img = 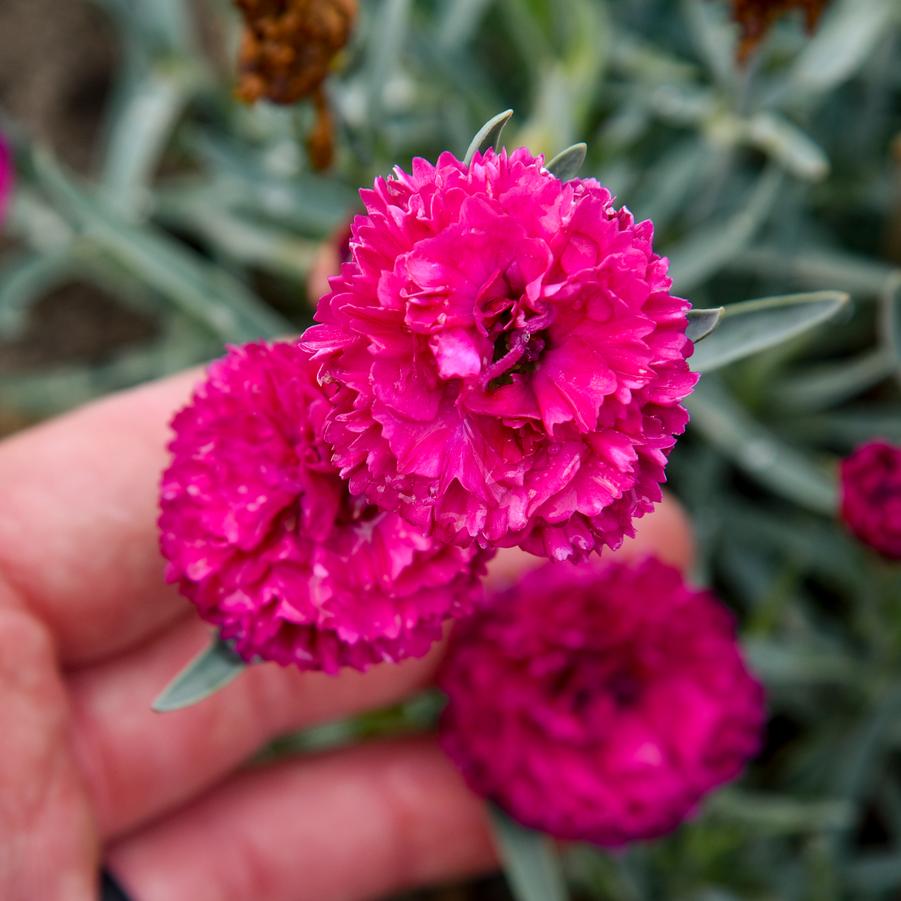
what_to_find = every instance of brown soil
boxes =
[0,281,154,373]
[0,0,117,173]
[0,0,153,432]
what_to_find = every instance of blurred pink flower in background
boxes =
[0,133,12,223]
[841,440,901,560]
[159,341,488,674]
[303,148,697,563]
[438,558,765,846]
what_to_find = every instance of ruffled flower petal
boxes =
[304,147,697,560]
[159,342,488,673]
[840,440,901,560]
[438,558,766,846]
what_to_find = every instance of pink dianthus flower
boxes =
[303,147,697,562]
[840,440,901,560]
[438,558,765,846]
[0,134,12,223]
[159,341,488,673]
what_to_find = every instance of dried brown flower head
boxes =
[234,0,357,168]
[730,0,828,61]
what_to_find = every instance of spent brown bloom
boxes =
[729,0,828,61]
[234,0,357,168]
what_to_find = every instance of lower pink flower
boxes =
[159,341,488,673]
[841,440,901,560]
[438,558,765,846]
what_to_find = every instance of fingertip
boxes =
[107,738,496,901]
[0,368,203,667]
[71,618,448,841]
[616,493,695,572]
[485,547,543,588]
[485,493,695,588]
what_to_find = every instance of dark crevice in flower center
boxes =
[356,503,382,523]
[551,658,644,713]
[335,493,382,528]
[484,307,551,392]
[608,668,642,708]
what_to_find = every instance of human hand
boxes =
[0,371,693,901]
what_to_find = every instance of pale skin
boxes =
[0,371,694,901]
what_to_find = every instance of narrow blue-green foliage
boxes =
[690,291,850,372]
[686,306,725,343]
[153,636,246,712]
[490,809,569,901]
[464,109,514,164]
[545,142,587,180]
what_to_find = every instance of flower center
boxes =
[608,668,642,707]
[487,327,548,390]
[553,654,642,716]
[335,490,382,529]
[480,289,553,392]
[551,658,644,714]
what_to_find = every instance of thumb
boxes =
[486,492,695,588]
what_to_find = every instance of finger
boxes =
[69,495,693,841]
[0,592,98,901]
[0,370,200,666]
[487,491,695,587]
[108,738,495,901]
[69,617,442,840]
[67,492,691,839]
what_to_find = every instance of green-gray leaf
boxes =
[688,379,838,514]
[12,136,288,342]
[708,788,854,833]
[545,142,587,180]
[686,306,724,343]
[153,636,246,712]
[778,349,893,412]
[464,109,513,165]
[490,808,569,901]
[690,290,850,373]
[777,0,895,103]
[0,248,81,335]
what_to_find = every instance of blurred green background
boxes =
[1,0,901,897]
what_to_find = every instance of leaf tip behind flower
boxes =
[489,807,569,901]
[464,109,514,165]
[545,142,588,181]
[690,289,850,373]
[686,306,726,343]
[152,635,246,713]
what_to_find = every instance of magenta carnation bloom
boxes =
[841,440,901,560]
[159,341,488,673]
[438,558,765,846]
[303,148,697,561]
